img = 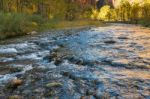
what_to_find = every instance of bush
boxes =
[0,12,42,39]
[28,14,45,24]
[0,12,26,33]
[91,5,111,21]
[138,19,150,27]
[65,3,78,21]
[91,9,99,20]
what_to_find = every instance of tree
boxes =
[97,5,110,21]
[131,2,140,23]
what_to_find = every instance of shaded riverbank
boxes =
[0,18,103,40]
[0,23,150,99]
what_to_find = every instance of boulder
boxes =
[7,79,23,89]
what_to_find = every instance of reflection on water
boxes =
[138,50,150,59]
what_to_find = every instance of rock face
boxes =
[96,0,115,8]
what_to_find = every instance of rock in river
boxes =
[104,40,116,44]
[8,95,22,99]
[6,79,23,89]
[46,82,63,88]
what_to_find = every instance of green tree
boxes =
[131,2,140,23]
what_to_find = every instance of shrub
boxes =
[28,14,45,24]
[91,5,111,21]
[91,9,99,20]
[0,12,42,39]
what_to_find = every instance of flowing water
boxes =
[0,24,150,99]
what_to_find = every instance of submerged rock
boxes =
[111,59,129,67]
[118,36,128,39]
[8,95,22,99]
[46,82,63,88]
[80,96,95,99]
[0,66,22,75]
[104,40,116,44]
[44,90,58,97]
[54,58,63,65]
[94,92,110,99]
[61,71,69,76]
[6,79,23,89]
[67,56,95,66]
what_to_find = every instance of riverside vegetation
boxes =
[91,0,150,26]
[0,0,100,39]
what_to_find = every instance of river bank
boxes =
[0,17,103,40]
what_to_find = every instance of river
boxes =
[0,24,150,99]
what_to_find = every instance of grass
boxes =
[39,19,103,31]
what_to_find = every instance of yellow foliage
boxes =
[31,22,38,27]
[32,4,38,13]
[48,14,54,19]
[91,6,111,21]
[11,6,17,12]
[97,5,110,20]
[91,9,98,20]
